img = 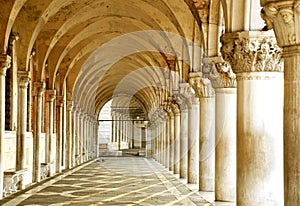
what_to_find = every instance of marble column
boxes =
[179,104,188,179]
[66,101,73,169]
[168,112,174,172]
[0,55,11,199]
[173,105,180,175]
[16,71,30,189]
[205,59,237,201]
[221,31,284,205]
[55,96,64,173]
[199,79,215,192]
[32,82,45,183]
[71,105,76,166]
[164,116,169,168]
[261,3,300,205]
[181,82,199,184]
[45,90,56,175]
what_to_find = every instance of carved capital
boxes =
[9,32,19,46]
[179,82,197,106]
[33,82,45,97]
[0,54,11,76]
[66,101,73,111]
[56,96,64,107]
[261,1,300,47]
[189,72,215,98]
[45,90,56,102]
[202,57,237,88]
[221,31,283,74]
[17,71,31,88]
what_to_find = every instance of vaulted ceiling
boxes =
[0,0,213,118]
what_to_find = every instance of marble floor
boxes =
[0,157,236,206]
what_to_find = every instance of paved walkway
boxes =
[1,157,235,206]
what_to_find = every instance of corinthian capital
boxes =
[261,0,300,47]
[202,57,237,88]
[189,73,215,98]
[17,71,31,88]
[221,31,283,73]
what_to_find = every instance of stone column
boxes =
[66,101,73,169]
[221,31,284,205]
[172,104,180,175]
[181,82,199,184]
[16,71,30,189]
[32,82,45,183]
[45,90,56,175]
[71,104,76,166]
[163,116,169,168]
[261,3,300,205]
[0,55,10,199]
[198,78,216,192]
[55,96,64,173]
[204,58,237,201]
[179,100,188,179]
[168,111,174,172]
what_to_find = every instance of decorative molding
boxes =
[202,57,237,88]
[261,1,300,47]
[221,32,283,74]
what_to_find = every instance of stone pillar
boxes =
[205,59,237,201]
[0,55,11,199]
[221,31,284,205]
[116,113,121,150]
[66,101,73,169]
[172,105,180,175]
[163,116,169,168]
[32,82,45,183]
[55,96,64,173]
[168,112,174,172]
[261,3,300,205]
[16,71,30,189]
[71,104,76,166]
[179,104,188,179]
[198,79,215,192]
[45,90,56,175]
[181,82,199,184]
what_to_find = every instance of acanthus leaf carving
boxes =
[202,58,237,88]
[221,32,283,74]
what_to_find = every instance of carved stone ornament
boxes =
[202,57,237,88]
[261,0,300,47]
[179,82,197,106]
[0,54,11,76]
[221,31,283,74]
[189,73,215,98]
[193,0,209,23]
[66,101,73,111]
[33,82,45,97]
[17,71,31,88]
[45,90,56,102]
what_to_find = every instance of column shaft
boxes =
[174,113,180,174]
[215,88,237,201]
[187,99,200,184]
[180,109,188,179]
